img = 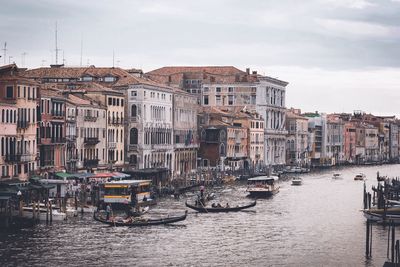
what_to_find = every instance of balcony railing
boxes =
[66,156,78,162]
[108,118,124,125]
[4,154,21,162]
[84,158,99,168]
[84,116,97,122]
[51,137,66,144]
[51,112,65,118]
[84,137,100,145]
[66,135,76,142]
[20,154,34,162]
[108,142,116,149]
[66,116,76,122]
[129,144,138,151]
[17,121,29,129]
[130,117,138,123]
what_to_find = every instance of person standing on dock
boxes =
[106,204,111,221]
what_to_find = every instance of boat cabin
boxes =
[247,176,278,186]
[103,180,152,204]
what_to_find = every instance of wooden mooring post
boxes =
[366,219,372,258]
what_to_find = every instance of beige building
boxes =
[285,109,309,167]
[233,109,264,170]
[66,94,107,171]
[79,83,125,171]
[173,89,198,179]
[0,64,38,180]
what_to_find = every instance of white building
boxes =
[256,76,288,167]
[114,77,174,172]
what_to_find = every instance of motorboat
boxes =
[332,173,343,179]
[354,173,366,181]
[246,176,280,197]
[291,177,303,186]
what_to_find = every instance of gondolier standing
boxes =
[106,204,111,220]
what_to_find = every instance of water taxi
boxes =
[354,173,366,181]
[103,180,153,207]
[291,177,303,186]
[246,176,280,197]
[332,173,343,179]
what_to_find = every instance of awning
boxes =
[73,173,94,179]
[55,172,77,179]
[111,172,130,179]
[90,173,114,178]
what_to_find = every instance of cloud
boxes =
[315,18,400,39]
[319,0,375,9]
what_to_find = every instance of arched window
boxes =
[1,109,4,123]
[6,110,9,123]
[131,104,137,117]
[130,128,138,145]
[220,143,226,156]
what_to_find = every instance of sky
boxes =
[1,0,400,116]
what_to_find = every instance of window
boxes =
[131,105,137,117]
[228,95,234,105]
[131,91,137,97]
[6,86,14,98]
[104,76,115,82]
[203,87,209,92]
[216,95,221,105]
[116,99,120,106]
[112,98,116,106]
[130,128,138,145]
[203,95,209,105]
[228,87,234,93]
[121,99,124,106]
[216,87,221,93]
[82,76,93,81]
[108,97,112,106]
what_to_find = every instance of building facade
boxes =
[285,110,309,167]
[0,64,38,180]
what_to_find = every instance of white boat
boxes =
[291,177,303,186]
[332,173,342,179]
[246,176,280,197]
[354,173,366,181]
[19,206,67,221]
[77,205,97,213]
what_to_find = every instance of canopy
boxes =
[55,172,77,179]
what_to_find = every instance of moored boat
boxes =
[246,176,280,197]
[18,206,67,221]
[363,210,400,224]
[185,201,256,213]
[93,211,188,227]
[291,177,303,186]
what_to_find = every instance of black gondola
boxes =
[93,211,188,227]
[185,201,256,213]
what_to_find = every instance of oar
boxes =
[198,198,209,213]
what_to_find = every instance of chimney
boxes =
[246,68,250,75]
[252,71,257,75]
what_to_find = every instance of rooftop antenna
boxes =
[21,52,27,67]
[62,50,66,65]
[80,34,83,66]
[112,50,115,68]
[55,21,61,65]
[2,42,7,64]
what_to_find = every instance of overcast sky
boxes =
[1,0,399,116]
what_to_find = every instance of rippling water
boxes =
[1,164,400,266]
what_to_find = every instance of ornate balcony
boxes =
[17,120,29,129]
[108,142,117,149]
[84,137,100,145]
[4,154,20,162]
[84,116,97,122]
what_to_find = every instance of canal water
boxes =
[1,165,400,266]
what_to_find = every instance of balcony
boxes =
[66,135,76,142]
[84,116,97,122]
[51,112,65,118]
[66,155,78,162]
[51,137,66,144]
[130,117,138,123]
[20,154,34,162]
[108,142,117,149]
[84,158,99,168]
[4,154,21,162]
[17,121,29,129]
[84,137,100,145]
[66,116,76,122]
[108,118,124,125]
[129,144,138,151]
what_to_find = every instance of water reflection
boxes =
[1,164,400,266]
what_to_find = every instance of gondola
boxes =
[93,211,188,227]
[185,201,256,213]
